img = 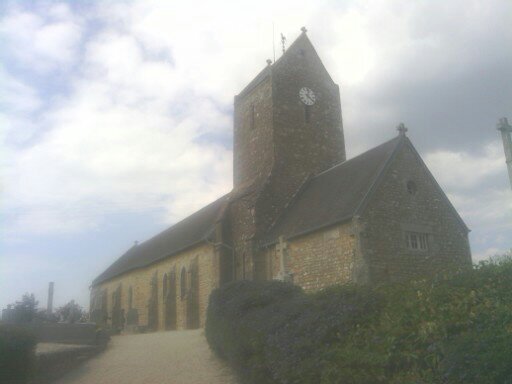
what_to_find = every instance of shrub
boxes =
[206,281,383,384]
[206,256,512,384]
[0,324,37,384]
[206,280,302,382]
[265,285,383,384]
[320,257,512,384]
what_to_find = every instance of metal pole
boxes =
[497,117,512,190]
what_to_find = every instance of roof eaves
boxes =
[259,214,354,248]
[92,237,213,286]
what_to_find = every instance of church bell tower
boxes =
[230,28,346,279]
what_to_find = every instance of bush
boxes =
[0,325,37,384]
[265,285,383,384]
[206,280,302,382]
[206,256,512,384]
[206,281,382,384]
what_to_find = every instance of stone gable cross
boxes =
[397,122,408,136]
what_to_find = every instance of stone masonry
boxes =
[91,244,216,331]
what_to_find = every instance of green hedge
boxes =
[0,324,37,384]
[206,257,512,384]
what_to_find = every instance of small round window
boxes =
[407,180,417,195]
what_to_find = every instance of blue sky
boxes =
[1,0,511,311]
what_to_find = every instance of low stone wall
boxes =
[28,322,99,345]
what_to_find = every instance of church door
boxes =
[164,268,177,330]
[186,260,200,329]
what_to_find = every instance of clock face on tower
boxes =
[299,87,316,105]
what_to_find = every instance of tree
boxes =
[10,293,38,323]
[55,300,88,323]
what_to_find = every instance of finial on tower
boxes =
[301,26,308,34]
[266,59,272,66]
[497,117,512,132]
[397,122,408,136]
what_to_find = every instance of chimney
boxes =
[47,282,54,315]
[497,117,512,190]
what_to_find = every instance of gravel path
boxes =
[55,329,238,384]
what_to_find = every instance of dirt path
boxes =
[55,329,238,384]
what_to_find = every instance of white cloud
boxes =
[424,144,512,262]
[0,3,82,72]
[3,10,233,236]
[1,0,511,256]
[425,142,505,190]
[0,67,42,113]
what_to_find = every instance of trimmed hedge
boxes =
[206,257,512,384]
[0,324,37,384]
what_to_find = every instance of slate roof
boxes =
[261,136,404,245]
[92,194,230,286]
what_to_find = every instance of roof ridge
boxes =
[352,136,405,217]
[314,136,402,179]
[260,135,404,246]
[136,193,229,247]
[92,192,230,286]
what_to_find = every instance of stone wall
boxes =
[360,140,472,284]
[257,34,346,235]
[233,77,274,188]
[91,243,217,331]
[263,222,356,292]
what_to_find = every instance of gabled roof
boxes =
[236,30,331,99]
[92,194,230,286]
[261,136,404,245]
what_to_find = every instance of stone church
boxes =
[90,29,471,332]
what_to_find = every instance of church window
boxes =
[405,231,429,251]
[180,267,187,299]
[242,253,246,280]
[304,105,311,123]
[406,180,417,195]
[128,287,133,309]
[163,274,168,299]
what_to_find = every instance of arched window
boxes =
[163,273,168,299]
[304,105,311,123]
[180,267,187,300]
[128,287,133,309]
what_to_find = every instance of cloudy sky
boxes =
[1,0,511,311]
